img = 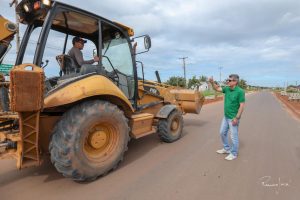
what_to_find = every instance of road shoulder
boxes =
[273,92,300,121]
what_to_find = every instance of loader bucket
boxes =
[170,89,205,114]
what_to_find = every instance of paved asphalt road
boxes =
[0,92,300,200]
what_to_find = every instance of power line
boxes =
[218,66,223,83]
[178,57,188,88]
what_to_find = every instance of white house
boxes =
[191,82,213,91]
[198,82,209,91]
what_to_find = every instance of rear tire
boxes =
[49,100,129,181]
[158,109,183,143]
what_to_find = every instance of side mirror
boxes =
[144,35,151,50]
[132,34,152,55]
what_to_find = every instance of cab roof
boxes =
[16,0,134,37]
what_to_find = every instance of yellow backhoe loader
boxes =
[0,0,204,181]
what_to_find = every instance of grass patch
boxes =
[201,90,222,97]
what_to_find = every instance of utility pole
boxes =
[218,66,223,84]
[178,57,188,88]
[9,0,20,55]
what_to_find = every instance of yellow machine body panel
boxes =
[114,21,134,37]
[137,80,205,115]
[0,15,16,41]
[44,75,134,112]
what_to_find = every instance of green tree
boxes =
[239,79,247,89]
[165,76,186,87]
[187,76,200,89]
[199,75,208,82]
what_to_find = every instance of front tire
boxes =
[49,100,129,181]
[158,109,183,143]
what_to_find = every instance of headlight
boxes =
[23,4,30,12]
[42,0,51,6]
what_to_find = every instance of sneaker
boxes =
[216,148,230,154]
[225,154,237,161]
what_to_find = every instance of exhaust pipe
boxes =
[155,70,161,83]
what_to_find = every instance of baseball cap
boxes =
[72,36,87,45]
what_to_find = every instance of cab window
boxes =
[102,22,135,99]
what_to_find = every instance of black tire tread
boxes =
[158,109,183,143]
[49,100,129,182]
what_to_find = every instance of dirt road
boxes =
[1,92,300,200]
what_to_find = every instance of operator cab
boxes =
[15,0,143,104]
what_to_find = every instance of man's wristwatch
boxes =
[236,116,241,120]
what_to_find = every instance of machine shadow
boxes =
[0,120,207,185]
[118,133,161,169]
[0,157,64,186]
[119,120,208,169]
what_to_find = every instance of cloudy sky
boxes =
[1,0,300,87]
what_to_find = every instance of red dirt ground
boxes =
[274,92,300,119]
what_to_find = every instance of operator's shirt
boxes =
[68,47,94,69]
[222,86,245,119]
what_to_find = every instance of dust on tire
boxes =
[158,109,183,143]
[49,100,129,181]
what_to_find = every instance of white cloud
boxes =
[1,0,300,86]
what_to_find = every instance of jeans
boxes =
[219,117,239,156]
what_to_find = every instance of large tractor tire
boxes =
[49,100,129,182]
[158,109,183,143]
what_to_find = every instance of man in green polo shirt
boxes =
[209,74,245,161]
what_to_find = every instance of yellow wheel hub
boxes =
[84,123,117,159]
[171,120,179,131]
[88,130,108,149]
